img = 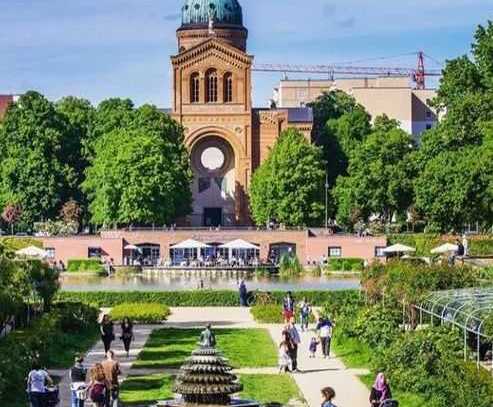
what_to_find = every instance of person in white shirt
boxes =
[27,360,53,407]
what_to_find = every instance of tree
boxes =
[0,91,75,227]
[333,121,415,227]
[24,260,60,310]
[1,203,22,235]
[414,22,493,231]
[83,105,192,226]
[249,128,326,226]
[415,145,493,232]
[56,97,95,212]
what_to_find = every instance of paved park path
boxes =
[51,307,368,407]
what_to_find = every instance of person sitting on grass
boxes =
[370,373,392,407]
[321,386,337,407]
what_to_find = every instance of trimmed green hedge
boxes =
[328,258,364,271]
[251,304,317,323]
[110,303,171,323]
[67,258,104,273]
[0,237,42,251]
[57,289,360,307]
[388,234,493,257]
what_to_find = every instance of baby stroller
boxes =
[381,400,399,407]
[45,385,60,407]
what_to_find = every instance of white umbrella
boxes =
[170,239,210,249]
[431,243,459,254]
[382,244,416,254]
[124,244,141,251]
[16,246,48,259]
[218,239,260,250]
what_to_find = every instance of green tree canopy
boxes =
[333,120,415,227]
[249,128,325,226]
[415,22,493,231]
[0,91,76,227]
[83,105,192,226]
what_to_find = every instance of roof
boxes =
[181,0,243,27]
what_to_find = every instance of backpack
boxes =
[90,383,106,403]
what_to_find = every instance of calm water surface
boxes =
[60,270,360,292]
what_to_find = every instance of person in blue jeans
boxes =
[70,355,87,407]
[299,298,311,331]
[27,360,53,407]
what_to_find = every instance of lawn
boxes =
[134,328,278,369]
[120,374,174,406]
[120,374,302,406]
[240,374,303,405]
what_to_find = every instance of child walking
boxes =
[309,337,318,358]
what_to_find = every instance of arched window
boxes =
[205,69,218,103]
[190,72,200,103]
[224,72,233,103]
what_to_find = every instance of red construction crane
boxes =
[252,51,442,90]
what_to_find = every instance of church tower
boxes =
[171,0,253,227]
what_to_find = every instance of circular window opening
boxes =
[201,147,225,171]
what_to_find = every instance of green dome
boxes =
[181,0,243,26]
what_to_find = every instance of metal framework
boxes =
[414,288,493,369]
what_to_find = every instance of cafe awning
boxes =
[218,239,260,250]
[170,239,210,249]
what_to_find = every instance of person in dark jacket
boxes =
[100,315,114,353]
[239,279,248,306]
[120,317,134,358]
[370,373,392,407]
[70,355,87,407]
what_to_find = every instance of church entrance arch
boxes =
[189,135,236,227]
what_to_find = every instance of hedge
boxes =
[251,304,317,323]
[67,258,104,273]
[388,234,493,257]
[57,289,361,307]
[110,303,171,324]
[327,258,364,271]
[0,237,42,251]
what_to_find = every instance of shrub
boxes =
[0,237,42,251]
[67,259,104,273]
[251,304,284,323]
[327,258,364,272]
[110,303,170,324]
[57,289,360,307]
[279,254,304,276]
[0,302,98,405]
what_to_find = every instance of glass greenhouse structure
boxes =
[415,288,493,368]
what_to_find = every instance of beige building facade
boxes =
[273,77,438,137]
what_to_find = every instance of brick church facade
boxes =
[170,0,312,227]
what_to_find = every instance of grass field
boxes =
[120,373,302,406]
[133,328,278,369]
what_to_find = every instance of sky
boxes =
[1,0,492,108]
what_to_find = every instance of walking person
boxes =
[309,337,319,358]
[100,315,115,354]
[299,298,311,331]
[286,320,301,372]
[27,360,53,407]
[101,350,121,407]
[70,355,87,407]
[120,317,134,358]
[278,336,292,373]
[317,317,333,359]
[321,387,337,407]
[283,292,296,324]
[370,373,392,407]
[239,279,248,307]
[88,363,110,407]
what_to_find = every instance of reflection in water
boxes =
[60,270,360,292]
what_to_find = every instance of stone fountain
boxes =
[157,326,259,407]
